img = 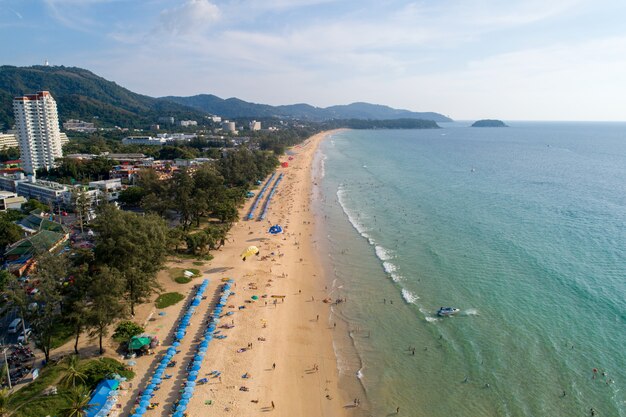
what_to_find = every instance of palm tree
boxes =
[59,355,86,388]
[0,388,43,417]
[60,386,92,417]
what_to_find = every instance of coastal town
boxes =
[0,89,352,416]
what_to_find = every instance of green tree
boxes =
[117,186,145,207]
[60,385,93,417]
[21,198,49,214]
[0,217,22,253]
[171,169,195,230]
[28,253,67,362]
[88,266,126,354]
[72,187,91,234]
[92,205,169,315]
[59,355,86,388]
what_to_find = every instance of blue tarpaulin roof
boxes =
[86,379,120,417]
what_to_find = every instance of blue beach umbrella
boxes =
[178,399,189,407]
[186,381,196,387]
[172,413,184,417]
[192,364,201,371]
[173,341,180,347]
[199,347,207,353]
[188,374,197,381]
[136,406,147,414]
[143,388,153,396]
[182,392,192,400]
[139,400,150,407]
[189,371,199,377]
[177,404,187,412]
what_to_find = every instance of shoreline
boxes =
[114,129,354,416]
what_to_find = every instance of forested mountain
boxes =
[163,94,453,122]
[0,65,452,130]
[0,65,206,129]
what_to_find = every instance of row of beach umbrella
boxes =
[170,279,235,417]
[247,172,276,220]
[258,173,283,221]
[130,279,209,417]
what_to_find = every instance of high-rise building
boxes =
[13,91,63,174]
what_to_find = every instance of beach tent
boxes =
[240,246,259,261]
[128,336,152,351]
[268,225,283,234]
[86,379,120,417]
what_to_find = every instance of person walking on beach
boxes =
[271,401,275,409]
[396,406,400,413]
[272,363,276,370]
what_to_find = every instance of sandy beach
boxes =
[107,130,352,416]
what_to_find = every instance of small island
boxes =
[471,119,508,127]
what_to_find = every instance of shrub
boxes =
[174,276,192,284]
[155,292,184,308]
[112,321,145,343]
[82,358,134,389]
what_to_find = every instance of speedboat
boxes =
[437,307,460,317]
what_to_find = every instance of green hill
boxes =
[163,94,453,122]
[0,65,207,130]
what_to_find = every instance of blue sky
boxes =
[1,0,626,120]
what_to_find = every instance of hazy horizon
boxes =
[2,0,626,121]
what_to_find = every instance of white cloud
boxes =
[158,0,221,36]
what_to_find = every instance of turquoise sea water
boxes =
[312,123,626,417]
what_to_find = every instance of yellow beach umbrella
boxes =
[240,246,259,260]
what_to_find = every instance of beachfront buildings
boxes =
[0,132,18,149]
[249,120,261,131]
[13,91,64,174]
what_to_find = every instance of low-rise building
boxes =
[16,177,68,205]
[249,120,261,131]
[63,119,97,133]
[179,120,198,127]
[122,136,168,146]
[89,178,122,201]
[0,133,18,149]
[0,172,27,193]
[0,191,26,211]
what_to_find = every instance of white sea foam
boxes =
[356,368,364,379]
[401,288,419,304]
[375,245,392,261]
[461,308,480,316]
[425,316,440,323]
[337,186,370,239]
[319,153,327,179]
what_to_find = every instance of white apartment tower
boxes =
[13,91,63,174]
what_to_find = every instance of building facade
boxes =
[0,133,18,149]
[13,91,64,174]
